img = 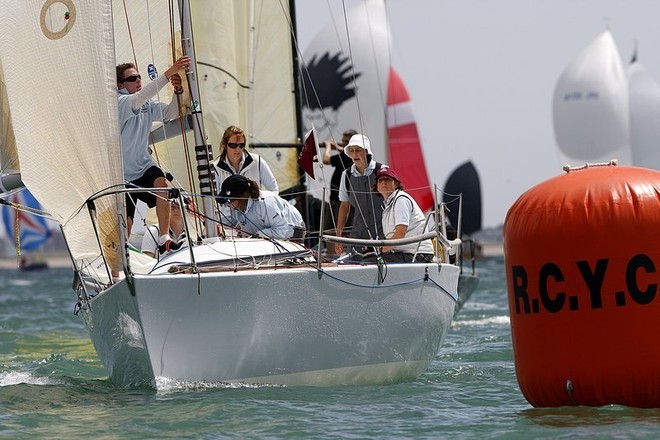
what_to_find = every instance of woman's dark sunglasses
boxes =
[227,142,246,149]
[121,74,141,83]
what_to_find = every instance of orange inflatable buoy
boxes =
[504,165,660,408]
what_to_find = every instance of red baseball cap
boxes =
[376,165,399,182]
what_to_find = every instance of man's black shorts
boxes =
[125,166,166,219]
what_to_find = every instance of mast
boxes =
[178,0,217,237]
[289,0,304,144]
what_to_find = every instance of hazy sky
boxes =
[295,0,660,228]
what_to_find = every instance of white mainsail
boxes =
[552,30,631,166]
[0,1,122,268]
[191,0,300,191]
[627,60,660,170]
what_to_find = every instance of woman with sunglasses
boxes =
[116,55,190,253]
[213,125,279,198]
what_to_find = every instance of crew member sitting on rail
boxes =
[373,166,434,262]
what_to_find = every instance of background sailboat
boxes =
[552,30,631,167]
[443,161,482,237]
[553,29,660,171]
[0,189,53,268]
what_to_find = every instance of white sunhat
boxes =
[346,134,372,156]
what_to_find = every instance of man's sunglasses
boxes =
[227,142,246,149]
[121,74,141,83]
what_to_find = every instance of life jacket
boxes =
[343,162,384,239]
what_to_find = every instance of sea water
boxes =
[2,257,660,439]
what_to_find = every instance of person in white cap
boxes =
[333,133,386,255]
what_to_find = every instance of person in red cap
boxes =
[373,165,434,262]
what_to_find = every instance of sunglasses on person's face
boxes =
[227,142,246,149]
[121,74,141,83]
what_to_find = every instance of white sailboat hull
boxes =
[80,246,459,387]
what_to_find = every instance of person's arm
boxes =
[161,73,187,121]
[382,195,412,252]
[336,201,350,238]
[322,141,334,165]
[382,224,408,253]
[130,75,169,111]
[334,201,351,254]
[131,56,190,114]
[255,197,293,239]
[259,159,279,194]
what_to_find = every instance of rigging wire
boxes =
[120,0,138,67]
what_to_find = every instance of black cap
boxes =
[219,174,251,198]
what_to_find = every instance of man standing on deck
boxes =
[333,134,385,255]
[116,55,190,254]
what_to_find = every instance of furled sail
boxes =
[627,60,660,170]
[0,1,123,269]
[552,30,631,166]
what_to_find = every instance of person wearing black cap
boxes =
[373,166,434,263]
[218,175,305,240]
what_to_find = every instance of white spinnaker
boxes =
[301,0,390,202]
[552,30,631,166]
[0,1,122,266]
[302,0,390,160]
[628,61,660,170]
